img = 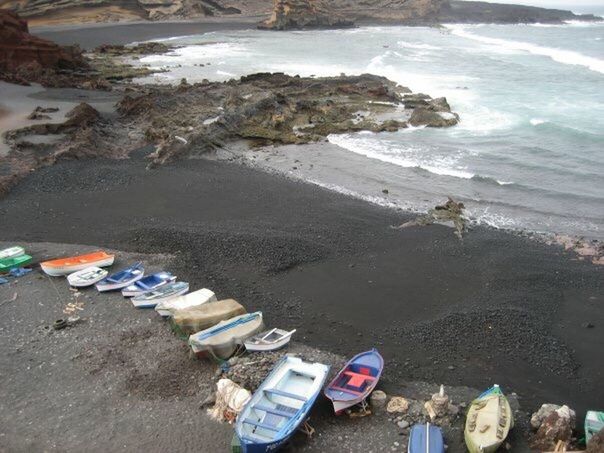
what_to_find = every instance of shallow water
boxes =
[134,21,604,239]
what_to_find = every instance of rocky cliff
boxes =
[0,9,86,73]
[260,0,354,30]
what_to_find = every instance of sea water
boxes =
[135,19,604,239]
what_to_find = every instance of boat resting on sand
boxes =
[41,251,115,277]
[131,281,189,308]
[408,423,445,453]
[169,298,246,338]
[324,348,383,414]
[67,267,108,287]
[236,356,330,453]
[0,254,32,273]
[0,246,25,260]
[244,329,296,352]
[464,385,513,453]
[95,262,144,292]
[189,312,264,360]
[155,288,216,317]
[121,271,175,297]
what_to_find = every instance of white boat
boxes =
[121,271,176,297]
[0,246,25,260]
[244,329,296,352]
[189,312,264,359]
[235,356,330,452]
[67,266,108,287]
[95,262,144,292]
[154,288,216,317]
[131,281,189,308]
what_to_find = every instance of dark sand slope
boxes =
[0,155,602,420]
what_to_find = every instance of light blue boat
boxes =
[95,262,144,292]
[121,271,175,297]
[408,423,445,453]
[236,356,329,453]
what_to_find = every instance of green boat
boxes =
[0,254,32,272]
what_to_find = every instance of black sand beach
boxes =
[0,152,602,419]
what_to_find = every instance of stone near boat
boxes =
[530,405,576,451]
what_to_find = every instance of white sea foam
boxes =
[397,41,441,50]
[216,70,235,77]
[530,118,546,126]
[447,25,604,74]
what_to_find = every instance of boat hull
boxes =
[96,272,143,292]
[67,267,108,287]
[464,385,513,453]
[408,423,445,453]
[121,272,175,297]
[0,254,32,272]
[41,252,115,277]
[0,246,25,260]
[155,288,216,317]
[131,282,189,308]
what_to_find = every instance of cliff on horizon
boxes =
[0,0,600,27]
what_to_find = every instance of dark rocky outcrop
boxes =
[0,9,87,77]
[260,0,354,30]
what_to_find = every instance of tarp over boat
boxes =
[169,298,246,338]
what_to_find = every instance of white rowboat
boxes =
[131,281,189,308]
[244,328,296,352]
[67,266,108,287]
[0,246,25,260]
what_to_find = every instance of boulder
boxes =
[530,405,576,451]
[260,0,354,30]
[530,404,576,431]
[587,427,604,453]
[409,107,459,127]
[387,396,410,414]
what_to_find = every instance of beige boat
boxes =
[189,312,264,360]
[465,385,514,453]
[155,288,217,317]
[169,298,246,338]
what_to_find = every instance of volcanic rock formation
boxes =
[260,0,354,30]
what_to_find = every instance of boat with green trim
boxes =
[464,385,513,453]
[0,254,32,272]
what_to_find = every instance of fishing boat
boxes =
[95,262,144,292]
[155,288,216,317]
[67,267,108,287]
[464,385,514,453]
[131,281,189,308]
[408,423,445,453]
[244,329,296,352]
[169,298,246,338]
[188,312,264,360]
[0,254,32,273]
[121,271,176,297]
[0,246,25,260]
[324,348,384,414]
[236,355,330,453]
[41,251,115,277]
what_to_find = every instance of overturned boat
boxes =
[95,262,144,292]
[121,271,175,297]
[131,281,189,308]
[67,266,108,287]
[408,423,445,453]
[464,385,513,453]
[169,298,246,338]
[244,329,296,352]
[155,288,217,317]
[324,348,383,414]
[41,251,115,277]
[188,312,264,360]
[0,246,25,260]
[236,356,329,453]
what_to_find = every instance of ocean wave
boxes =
[446,25,604,74]
[397,41,441,50]
[530,118,547,126]
[471,175,514,186]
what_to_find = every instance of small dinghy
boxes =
[131,281,189,308]
[95,262,144,292]
[67,266,108,287]
[244,328,296,352]
[0,254,32,272]
[41,251,115,277]
[324,348,383,414]
[236,356,330,453]
[408,423,445,453]
[464,385,513,453]
[189,312,264,359]
[121,271,175,297]
[0,246,25,260]
[169,298,246,338]
[155,288,216,317]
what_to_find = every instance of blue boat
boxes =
[121,271,176,297]
[324,348,383,414]
[236,356,330,453]
[95,262,144,292]
[408,423,445,453]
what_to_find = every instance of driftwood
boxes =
[393,197,467,239]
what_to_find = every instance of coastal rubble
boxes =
[530,404,577,451]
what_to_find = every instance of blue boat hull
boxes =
[408,423,445,453]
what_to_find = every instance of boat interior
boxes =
[330,362,378,397]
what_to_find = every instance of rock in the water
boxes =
[409,107,459,127]
[260,0,355,30]
[530,405,576,451]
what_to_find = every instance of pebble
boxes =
[397,420,410,429]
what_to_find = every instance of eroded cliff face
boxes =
[336,0,446,24]
[260,0,354,30]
